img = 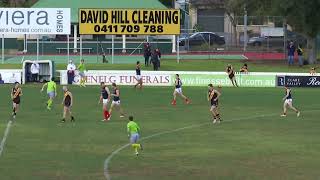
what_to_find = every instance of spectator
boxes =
[310,67,316,75]
[297,44,304,67]
[30,61,40,82]
[155,48,162,69]
[240,63,248,73]
[287,41,295,65]
[0,73,4,84]
[144,43,151,67]
[67,60,76,84]
[151,50,160,71]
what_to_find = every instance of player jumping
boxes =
[41,77,57,110]
[109,83,125,120]
[208,84,222,124]
[134,61,143,89]
[127,116,143,156]
[281,86,300,117]
[99,82,111,122]
[77,59,87,87]
[61,86,75,123]
[11,82,22,119]
[171,74,190,105]
[226,64,238,87]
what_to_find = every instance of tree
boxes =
[270,0,320,63]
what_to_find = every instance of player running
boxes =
[134,61,143,89]
[127,116,143,156]
[11,82,22,119]
[99,82,111,122]
[109,83,125,120]
[208,84,222,124]
[61,86,75,123]
[41,77,57,110]
[281,86,300,117]
[77,59,87,87]
[226,64,238,87]
[171,74,190,105]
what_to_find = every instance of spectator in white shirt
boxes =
[30,61,40,82]
[67,60,76,84]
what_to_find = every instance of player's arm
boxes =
[10,89,14,99]
[41,83,48,92]
[70,92,73,107]
[207,92,212,101]
[19,88,23,96]
[98,95,102,104]
[61,96,65,105]
[283,89,289,101]
[214,90,221,101]
[106,87,111,101]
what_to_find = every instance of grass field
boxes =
[0,59,316,73]
[0,85,320,180]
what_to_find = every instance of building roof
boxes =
[32,0,167,23]
[190,0,224,6]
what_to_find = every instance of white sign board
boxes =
[261,27,284,37]
[0,8,71,34]
[0,69,22,84]
[59,70,172,86]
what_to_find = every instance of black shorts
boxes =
[13,98,20,105]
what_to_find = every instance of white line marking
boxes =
[0,120,13,158]
[242,54,249,60]
[103,109,319,180]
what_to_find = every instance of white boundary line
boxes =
[0,120,13,158]
[103,109,319,180]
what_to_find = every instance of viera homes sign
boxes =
[0,8,71,34]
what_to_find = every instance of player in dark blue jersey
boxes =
[208,84,222,124]
[171,74,190,105]
[226,64,238,87]
[99,82,111,121]
[134,61,143,89]
[109,83,125,120]
[281,86,300,117]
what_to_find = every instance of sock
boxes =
[103,110,109,119]
[71,116,75,121]
[61,118,65,122]
[216,114,221,120]
[47,99,53,108]
[132,144,140,154]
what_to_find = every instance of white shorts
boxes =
[102,99,109,105]
[284,99,293,105]
[112,100,121,105]
[136,75,142,80]
[175,88,182,94]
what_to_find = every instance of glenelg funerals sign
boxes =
[0,8,71,34]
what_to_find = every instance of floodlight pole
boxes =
[80,35,83,61]
[177,36,180,63]
[36,35,39,61]
[67,35,70,63]
[111,35,114,64]
[243,6,248,52]
[1,34,4,64]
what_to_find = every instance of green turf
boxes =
[0,85,319,180]
[0,59,315,73]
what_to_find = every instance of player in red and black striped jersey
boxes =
[208,84,221,124]
[11,82,22,119]
[61,86,75,123]
[226,64,238,87]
